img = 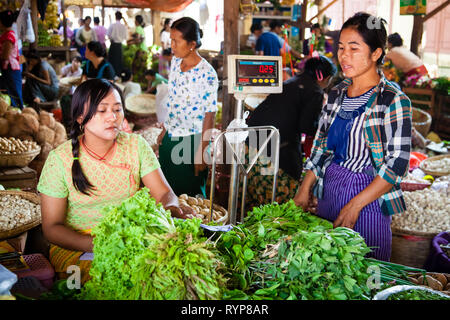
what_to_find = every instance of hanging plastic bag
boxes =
[155,83,168,123]
[225,111,249,145]
[0,265,17,297]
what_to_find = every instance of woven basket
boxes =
[412,107,432,137]
[391,226,438,269]
[125,94,157,117]
[0,190,41,241]
[212,203,229,225]
[0,147,41,168]
[419,154,450,177]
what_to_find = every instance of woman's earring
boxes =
[80,123,84,132]
[190,48,193,51]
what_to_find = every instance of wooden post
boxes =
[410,0,450,56]
[152,10,161,47]
[222,0,239,130]
[101,0,105,26]
[299,0,308,46]
[410,15,423,56]
[30,0,38,50]
[61,0,68,47]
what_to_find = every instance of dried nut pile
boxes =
[178,194,228,224]
[0,195,41,231]
[138,127,162,148]
[391,189,450,233]
[0,137,39,155]
[421,157,450,174]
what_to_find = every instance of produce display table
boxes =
[0,166,37,192]
[22,46,77,63]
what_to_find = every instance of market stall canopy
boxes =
[63,0,192,11]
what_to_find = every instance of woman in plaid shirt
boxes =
[294,13,412,261]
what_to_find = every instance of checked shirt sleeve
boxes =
[377,93,412,185]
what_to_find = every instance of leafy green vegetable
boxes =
[79,188,225,300]
[387,289,450,300]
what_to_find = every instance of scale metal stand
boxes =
[206,54,283,225]
[207,93,280,225]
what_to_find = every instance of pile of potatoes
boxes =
[407,272,450,295]
[178,194,228,224]
[0,103,67,173]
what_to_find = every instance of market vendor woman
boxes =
[158,17,218,197]
[294,12,412,261]
[37,79,190,284]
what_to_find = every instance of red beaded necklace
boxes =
[81,136,116,161]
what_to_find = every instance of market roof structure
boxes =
[63,0,193,11]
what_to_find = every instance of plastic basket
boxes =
[11,276,48,299]
[15,254,55,289]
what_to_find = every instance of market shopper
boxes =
[107,11,127,77]
[81,41,115,82]
[144,69,167,94]
[75,16,98,59]
[60,56,82,78]
[245,55,337,210]
[255,20,302,59]
[37,79,191,284]
[385,32,428,79]
[158,17,218,198]
[0,10,23,109]
[120,68,141,99]
[93,17,107,50]
[160,18,172,50]
[22,50,59,105]
[293,12,412,261]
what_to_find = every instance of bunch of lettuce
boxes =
[79,188,225,300]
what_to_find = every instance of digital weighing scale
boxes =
[208,55,283,225]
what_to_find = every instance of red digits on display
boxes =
[258,65,274,74]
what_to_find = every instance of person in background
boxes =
[294,13,412,261]
[144,69,168,94]
[71,18,83,49]
[75,16,97,59]
[160,18,172,50]
[23,50,59,105]
[246,23,263,51]
[158,17,218,198]
[158,48,172,79]
[129,14,146,52]
[0,10,23,109]
[303,23,333,57]
[81,41,115,82]
[255,20,302,59]
[107,11,127,78]
[60,56,82,78]
[120,68,141,99]
[385,32,428,79]
[38,79,191,284]
[244,55,337,211]
[58,19,74,42]
[93,17,107,50]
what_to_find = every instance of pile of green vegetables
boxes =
[79,188,225,300]
[217,201,377,300]
[387,289,450,301]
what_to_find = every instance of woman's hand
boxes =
[166,205,190,219]
[293,189,310,211]
[333,200,362,229]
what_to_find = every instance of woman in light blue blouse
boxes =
[158,17,218,197]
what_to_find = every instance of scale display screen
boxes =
[235,59,279,87]
[227,55,282,95]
